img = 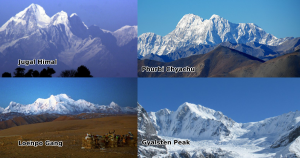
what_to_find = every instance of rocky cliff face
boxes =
[137,103,167,158]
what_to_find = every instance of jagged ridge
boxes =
[138,14,293,57]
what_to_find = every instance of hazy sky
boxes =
[0,0,137,32]
[0,78,137,108]
[138,78,300,123]
[138,0,300,38]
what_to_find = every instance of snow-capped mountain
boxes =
[0,4,137,77]
[139,103,300,157]
[148,102,242,140]
[242,111,300,140]
[112,25,138,46]
[2,94,136,115]
[138,14,292,57]
[0,4,50,40]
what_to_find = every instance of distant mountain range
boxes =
[1,94,136,115]
[138,103,300,158]
[0,4,137,77]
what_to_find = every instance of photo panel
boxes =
[138,0,300,77]
[0,0,137,77]
[0,78,137,157]
[138,78,300,157]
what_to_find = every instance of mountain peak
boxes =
[25,3,38,11]
[210,14,222,19]
[177,102,217,120]
[21,3,50,25]
[1,3,51,30]
[51,11,69,25]
[28,3,35,6]
[34,94,71,104]
[113,25,138,46]
[56,94,69,98]
[176,14,203,28]
[156,108,171,115]
[114,25,137,33]
[68,12,89,31]
[109,101,119,108]
[8,101,18,106]
[178,102,193,109]
[182,13,201,19]
[49,93,69,98]
[178,102,200,109]
[56,10,68,16]
[70,13,78,17]
[25,3,43,12]
[116,25,137,31]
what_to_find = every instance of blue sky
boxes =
[0,0,137,32]
[138,0,300,38]
[0,78,137,108]
[138,78,300,123]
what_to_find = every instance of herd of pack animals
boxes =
[82,130,136,149]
